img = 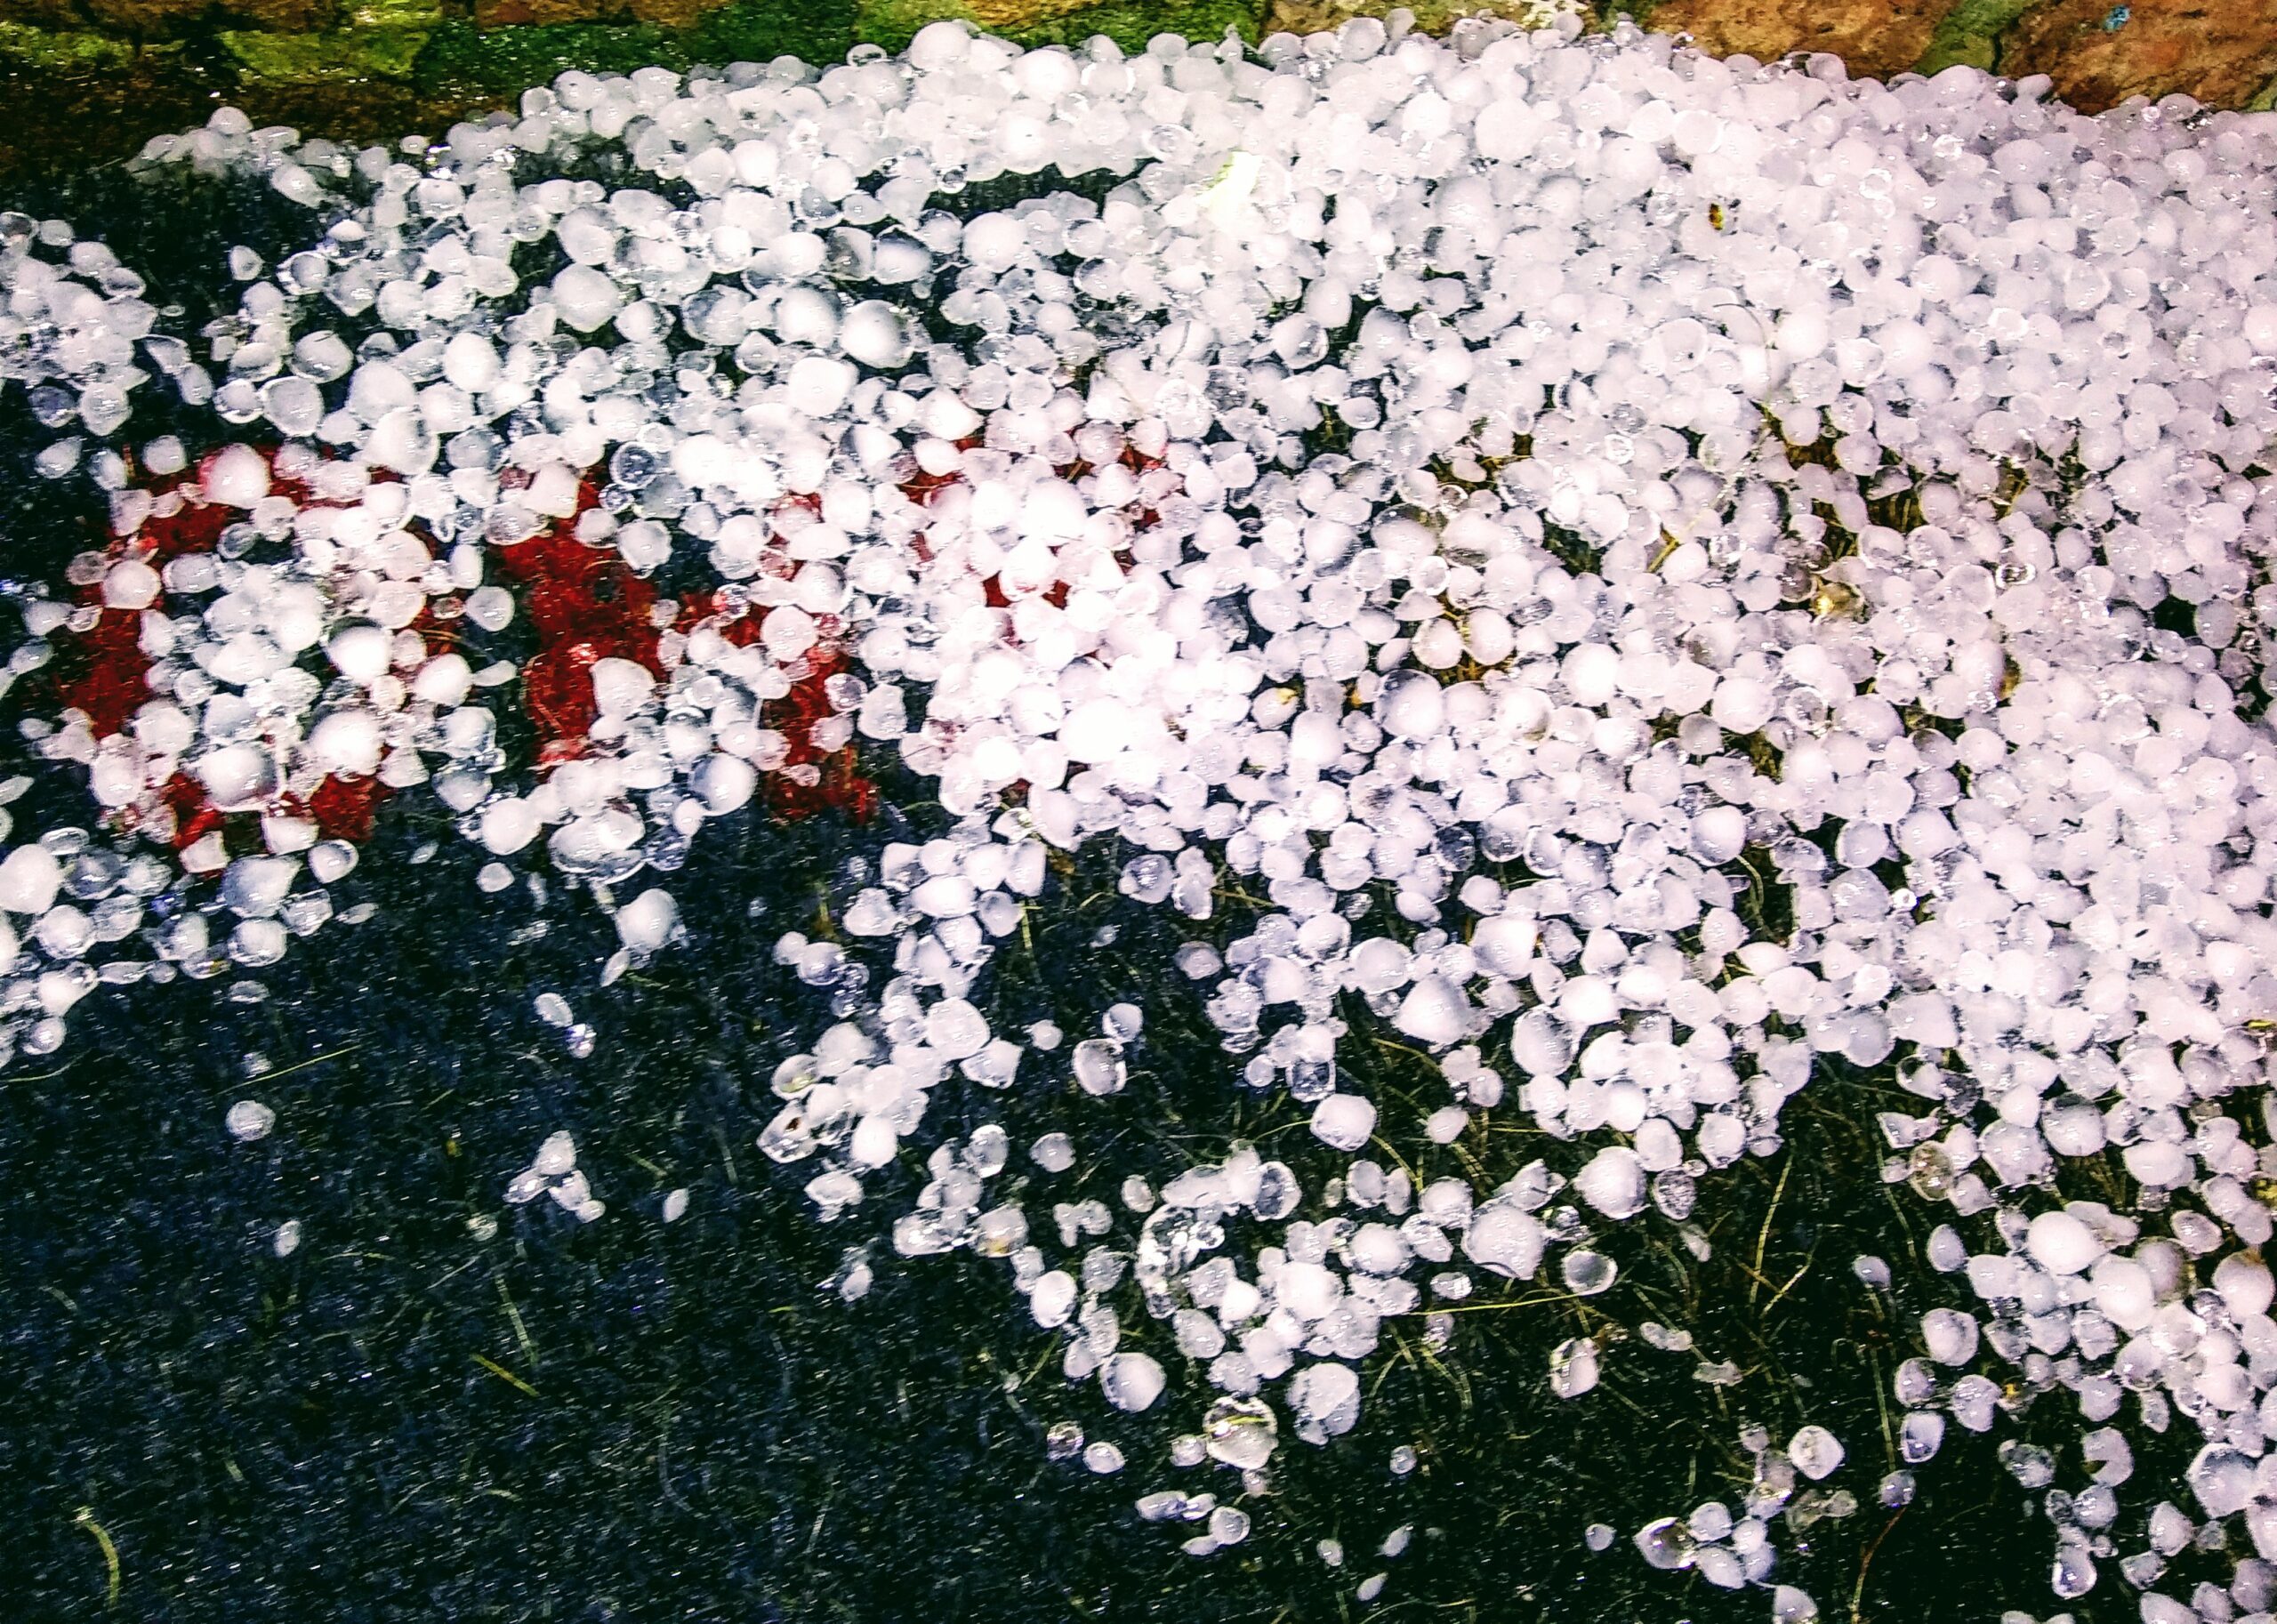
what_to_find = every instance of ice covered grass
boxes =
[1,7,2276,1616]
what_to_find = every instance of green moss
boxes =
[411,17,690,96]
[1912,0,2038,76]
[0,20,145,71]
[223,23,436,82]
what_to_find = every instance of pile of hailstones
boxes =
[6,5,2277,1612]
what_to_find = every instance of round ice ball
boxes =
[1289,1360,1361,1443]
[1573,1146,1646,1220]
[479,797,541,856]
[1787,1425,1845,1481]
[308,710,382,777]
[1919,1308,1978,1365]
[2024,1210,2100,1274]
[2214,1253,2274,1318]
[905,17,974,71]
[1309,1092,1376,1152]
[2090,1255,2157,1330]
[0,845,63,915]
[839,301,916,370]
[1376,671,1444,742]
[103,559,161,610]
[1101,1351,1166,1413]
[326,623,392,684]
[784,356,856,417]
[202,443,270,507]
[924,997,990,1059]
[615,888,680,953]
[226,1098,277,1142]
[551,265,624,334]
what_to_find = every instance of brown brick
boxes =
[2000,0,2277,113]
[1639,0,1957,80]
